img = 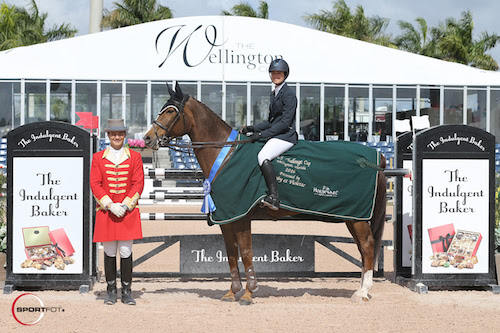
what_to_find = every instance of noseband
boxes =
[152,94,190,146]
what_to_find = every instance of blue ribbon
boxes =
[201,130,239,213]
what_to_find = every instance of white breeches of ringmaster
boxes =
[102,240,133,258]
[258,138,294,166]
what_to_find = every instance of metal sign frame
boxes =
[412,125,497,288]
[4,122,96,293]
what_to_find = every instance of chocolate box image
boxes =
[427,223,455,253]
[49,228,75,257]
[22,226,58,260]
[22,226,75,260]
[447,229,482,258]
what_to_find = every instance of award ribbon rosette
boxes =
[427,223,455,254]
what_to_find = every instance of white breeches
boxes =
[102,240,133,259]
[257,138,294,166]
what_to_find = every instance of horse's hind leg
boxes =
[346,221,375,303]
[233,217,257,305]
[220,224,242,302]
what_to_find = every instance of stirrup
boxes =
[261,195,280,211]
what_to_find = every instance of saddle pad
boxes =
[209,137,381,224]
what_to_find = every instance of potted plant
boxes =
[127,138,152,158]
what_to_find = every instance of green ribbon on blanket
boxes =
[208,136,381,224]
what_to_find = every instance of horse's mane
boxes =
[188,96,233,132]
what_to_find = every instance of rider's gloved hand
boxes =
[240,125,254,135]
[250,132,262,142]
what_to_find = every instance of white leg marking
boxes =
[352,270,373,302]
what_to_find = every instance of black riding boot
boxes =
[104,254,117,305]
[120,255,136,305]
[260,159,280,210]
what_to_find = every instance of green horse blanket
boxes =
[208,137,381,224]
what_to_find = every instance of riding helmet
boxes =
[268,59,289,79]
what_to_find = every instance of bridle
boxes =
[151,94,189,147]
[151,94,252,149]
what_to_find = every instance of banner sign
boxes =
[412,125,496,286]
[12,157,83,274]
[180,234,314,274]
[4,122,96,293]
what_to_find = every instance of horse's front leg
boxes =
[220,223,242,302]
[234,217,257,305]
[346,221,375,303]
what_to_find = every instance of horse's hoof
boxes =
[221,291,236,302]
[238,297,253,306]
[350,292,371,304]
[238,290,253,305]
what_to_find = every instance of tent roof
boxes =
[1,15,499,86]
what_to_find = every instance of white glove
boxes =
[109,203,126,218]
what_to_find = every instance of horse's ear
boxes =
[166,82,175,97]
[174,82,184,100]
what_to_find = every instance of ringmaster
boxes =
[90,119,144,305]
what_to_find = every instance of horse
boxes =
[143,82,387,305]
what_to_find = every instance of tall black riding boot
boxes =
[120,255,136,305]
[260,159,280,210]
[104,254,117,305]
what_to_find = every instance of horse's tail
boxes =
[370,154,387,265]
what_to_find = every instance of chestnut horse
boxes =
[143,83,387,305]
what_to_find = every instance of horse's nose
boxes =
[143,135,152,147]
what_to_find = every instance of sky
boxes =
[5,0,500,66]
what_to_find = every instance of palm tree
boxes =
[394,17,438,58]
[433,10,500,70]
[222,1,268,19]
[303,0,394,47]
[101,0,173,29]
[0,0,76,51]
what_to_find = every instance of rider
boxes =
[241,58,298,210]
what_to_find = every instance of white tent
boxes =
[1,16,499,86]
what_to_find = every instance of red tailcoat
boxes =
[91,147,144,242]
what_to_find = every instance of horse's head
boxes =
[143,82,190,149]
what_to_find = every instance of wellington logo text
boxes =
[155,24,282,70]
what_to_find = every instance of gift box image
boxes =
[447,229,482,258]
[428,223,455,253]
[22,226,58,260]
[49,228,75,257]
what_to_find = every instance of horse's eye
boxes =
[166,109,175,114]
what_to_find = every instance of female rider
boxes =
[241,59,298,210]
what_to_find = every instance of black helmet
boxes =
[269,59,289,79]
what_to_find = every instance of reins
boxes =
[153,93,252,149]
[165,138,252,149]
